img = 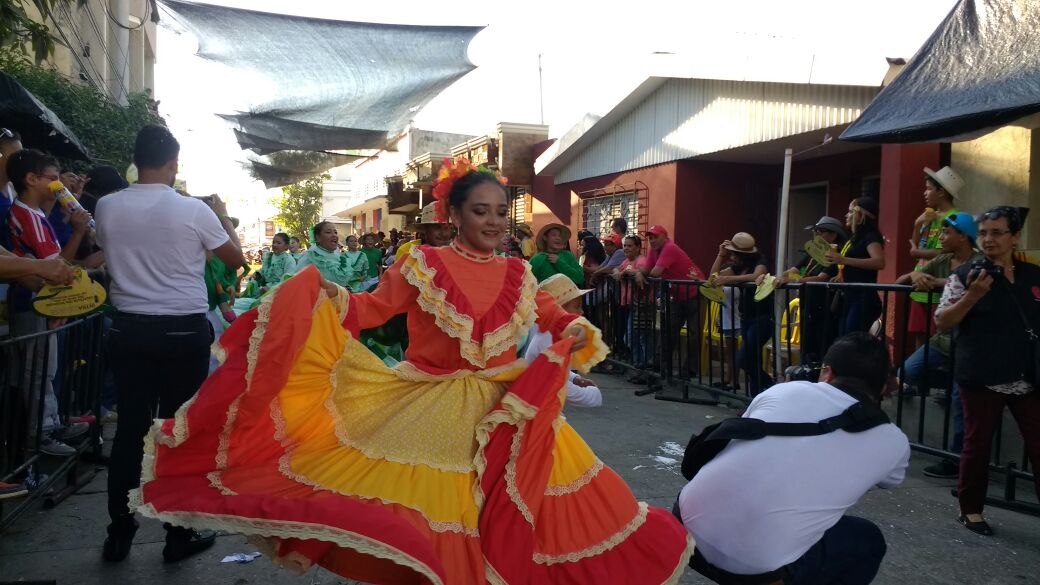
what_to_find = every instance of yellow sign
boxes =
[32,267,106,318]
[699,283,727,304]
[804,236,836,267]
[754,274,776,301]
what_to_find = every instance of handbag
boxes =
[1004,281,1040,386]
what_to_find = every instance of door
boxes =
[786,184,828,268]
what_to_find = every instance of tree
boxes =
[1,1,87,63]
[0,48,162,172]
[273,174,328,245]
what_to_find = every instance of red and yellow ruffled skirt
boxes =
[131,269,693,584]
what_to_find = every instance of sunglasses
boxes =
[0,128,13,139]
[977,206,1021,223]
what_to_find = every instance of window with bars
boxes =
[581,192,640,238]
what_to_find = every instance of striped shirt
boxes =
[8,199,61,260]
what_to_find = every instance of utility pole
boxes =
[538,53,544,125]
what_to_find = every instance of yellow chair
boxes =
[701,301,741,378]
[765,297,801,375]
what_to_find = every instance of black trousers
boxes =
[106,312,212,522]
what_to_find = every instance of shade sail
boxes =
[0,72,91,161]
[159,0,482,154]
[841,0,1040,143]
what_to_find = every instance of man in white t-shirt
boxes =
[96,125,244,564]
[678,333,909,585]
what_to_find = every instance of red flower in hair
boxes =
[431,156,508,223]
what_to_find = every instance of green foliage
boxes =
[1,1,87,63]
[273,174,329,245]
[0,47,162,172]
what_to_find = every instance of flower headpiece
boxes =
[431,156,508,223]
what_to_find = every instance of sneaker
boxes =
[58,422,90,440]
[163,526,216,562]
[0,481,28,500]
[39,436,76,456]
[103,515,139,562]
[923,460,959,479]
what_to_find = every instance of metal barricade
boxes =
[0,313,105,531]
[591,276,1037,516]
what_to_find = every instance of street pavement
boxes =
[1,373,1037,584]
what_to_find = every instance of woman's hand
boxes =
[718,241,731,255]
[824,250,842,264]
[563,324,588,351]
[965,269,994,299]
[320,277,340,298]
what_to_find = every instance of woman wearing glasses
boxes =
[935,206,1040,536]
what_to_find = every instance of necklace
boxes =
[450,239,495,263]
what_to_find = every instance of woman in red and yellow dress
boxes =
[131,159,693,584]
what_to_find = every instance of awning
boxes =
[0,71,90,161]
[158,0,482,185]
[841,0,1040,143]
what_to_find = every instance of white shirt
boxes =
[96,184,229,315]
[678,380,909,575]
[521,326,602,408]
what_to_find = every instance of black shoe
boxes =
[958,515,994,536]
[923,460,959,479]
[627,373,648,384]
[634,387,657,396]
[163,526,216,563]
[102,516,139,562]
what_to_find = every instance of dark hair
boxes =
[728,250,765,275]
[977,205,1026,234]
[851,196,880,238]
[822,333,891,398]
[611,217,628,234]
[576,229,593,242]
[133,124,180,169]
[448,172,506,210]
[6,149,58,195]
[624,234,642,248]
[85,165,129,197]
[290,236,300,244]
[580,235,606,265]
[313,221,334,239]
[273,232,290,246]
[0,127,22,145]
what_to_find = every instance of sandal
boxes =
[958,515,994,536]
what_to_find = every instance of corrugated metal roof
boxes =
[543,78,879,184]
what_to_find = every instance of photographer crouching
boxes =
[676,333,909,585]
[934,206,1040,536]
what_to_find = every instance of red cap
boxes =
[602,233,622,246]
[645,224,668,237]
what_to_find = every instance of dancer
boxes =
[296,221,368,291]
[132,157,692,584]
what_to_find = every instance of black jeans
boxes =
[664,298,700,377]
[106,312,212,522]
[781,516,887,585]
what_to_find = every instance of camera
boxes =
[785,363,821,383]
[970,258,1003,279]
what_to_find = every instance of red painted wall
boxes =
[789,148,883,217]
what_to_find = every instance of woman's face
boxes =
[448,182,507,253]
[978,217,1019,260]
[623,238,639,259]
[271,236,288,254]
[603,241,617,256]
[577,239,586,255]
[545,228,565,253]
[845,202,857,228]
[290,239,301,252]
[317,225,339,251]
[346,235,359,251]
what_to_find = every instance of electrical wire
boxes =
[79,1,133,94]
[55,1,131,102]
[103,0,149,31]
[42,4,106,96]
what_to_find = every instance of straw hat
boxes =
[536,223,572,252]
[723,232,757,254]
[924,166,964,199]
[539,273,593,306]
[407,202,449,230]
[515,223,534,237]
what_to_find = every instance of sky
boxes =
[154,0,960,221]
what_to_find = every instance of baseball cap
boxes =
[942,211,978,241]
[602,233,622,247]
[645,225,668,237]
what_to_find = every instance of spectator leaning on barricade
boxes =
[4,149,93,456]
[677,333,910,585]
[775,216,847,363]
[934,206,1040,537]
[907,166,963,348]
[825,197,886,335]
[635,225,705,383]
[895,211,980,480]
[96,124,245,563]
[613,235,651,381]
[529,222,584,286]
[710,232,773,396]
